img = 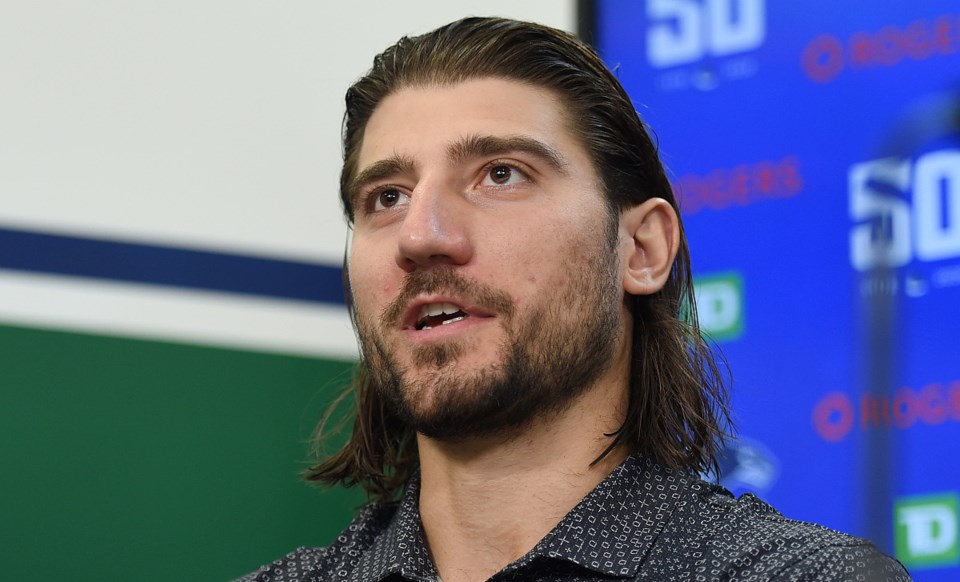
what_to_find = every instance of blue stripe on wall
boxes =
[0,225,345,305]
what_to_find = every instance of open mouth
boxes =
[415,302,469,330]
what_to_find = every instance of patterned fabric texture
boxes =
[235,455,910,581]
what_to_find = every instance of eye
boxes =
[489,165,513,184]
[479,164,528,187]
[372,188,409,211]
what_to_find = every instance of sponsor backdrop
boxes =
[0,2,574,581]
[589,1,960,579]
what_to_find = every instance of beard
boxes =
[354,221,623,442]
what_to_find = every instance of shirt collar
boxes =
[347,474,439,582]
[350,454,694,581]
[526,455,694,578]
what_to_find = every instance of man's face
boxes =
[347,78,628,440]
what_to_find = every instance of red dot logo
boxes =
[813,392,855,442]
[802,34,845,83]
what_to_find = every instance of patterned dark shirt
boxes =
[236,455,910,581]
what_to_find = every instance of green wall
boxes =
[0,324,365,580]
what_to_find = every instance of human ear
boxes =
[619,197,680,296]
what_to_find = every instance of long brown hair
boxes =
[306,16,732,501]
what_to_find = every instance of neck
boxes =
[416,376,629,582]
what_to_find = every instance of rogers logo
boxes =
[812,381,960,442]
[674,156,803,215]
[802,14,960,83]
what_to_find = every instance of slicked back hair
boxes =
[306,16,731,501]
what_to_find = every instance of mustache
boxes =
[380,267,515,328]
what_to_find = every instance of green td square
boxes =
[894,492,959,569]
[693,272,744,342]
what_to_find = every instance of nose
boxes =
[395,184,473,272]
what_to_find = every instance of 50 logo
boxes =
[647,0,766,68]
[849,150,960,271]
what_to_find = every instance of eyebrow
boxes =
[447,134,570,174]
[348,153,415,210]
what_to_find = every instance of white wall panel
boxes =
[0,1,575,263]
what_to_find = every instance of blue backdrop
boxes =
[593,1,960,579]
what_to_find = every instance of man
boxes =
[239,17,909,582]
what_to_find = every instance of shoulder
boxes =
[231,503,398,582]
[232,546,330,582]
[655,480,911,581]
[769,543,912,581]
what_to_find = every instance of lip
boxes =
[400,294,495,336]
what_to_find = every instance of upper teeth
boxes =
[418,302,462,321]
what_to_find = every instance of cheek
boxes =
[496,219,588,300]
[349,237,395,302]
[348,267,386,322]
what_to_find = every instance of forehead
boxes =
[357,78,584,168]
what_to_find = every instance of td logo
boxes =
[895,492,959,569]
[694,272,744,341]
[647,0,766,68]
